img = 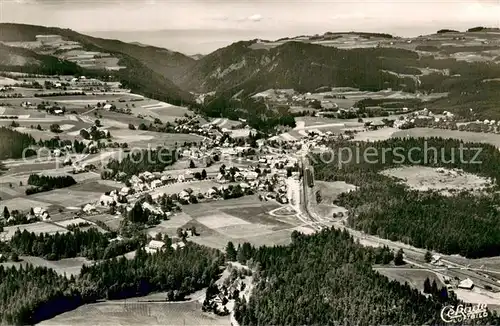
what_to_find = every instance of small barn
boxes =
[458,278,474,290]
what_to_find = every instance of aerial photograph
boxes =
[1,0,500,324]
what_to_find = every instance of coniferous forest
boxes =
[0,127,36,160]
[8,229,142,261]
[26,174,77,195]
[234,228,500,325]
[314,137,500,258]
[105,148,178,177]
[0,243,223,325]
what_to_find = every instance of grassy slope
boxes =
[0,23,195,105]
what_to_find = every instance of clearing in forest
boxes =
[380,166,492,195]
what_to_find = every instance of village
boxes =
[1,68,500,322]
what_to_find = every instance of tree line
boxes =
[0,127,36,160]
[7,228,142,261]
[104,148,177,179]
[202,94,296,134]
[26,174,77,195]
[0,243,223,325]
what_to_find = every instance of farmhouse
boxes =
[240,182,251,190]
[142,202,164,216]
[243,171,258,181]
[100,194,116,206]
[206,188,218,198]
[33,207,49,220]
[146,240,165,253]
[171,241,186,250]
[458,278,474,290]
[82,204,96,214]
[140,171,155,181]
[130,175,142,185]
[151,180,163,189]
[179,190,190,201]
[368,121,385,130]
[120,187,130,196]
[431,254,443,266]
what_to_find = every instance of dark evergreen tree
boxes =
[424,250,432,263]
[423,277,432,294]
[226,241,237,261]
[394,249,405,266]
[3,206,9,219]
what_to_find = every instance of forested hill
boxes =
[182,30,500,120]
[0,43,85,76]
[234,228,500,325]
[0,127,36,160]
[0,23,195,106]
[180,41,420,94]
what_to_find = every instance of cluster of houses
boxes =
[145,239,186,253]
[1,207,50,226]
[89,148,302,218]
[391,107,500,135]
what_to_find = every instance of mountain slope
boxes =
[0,43,93,78]
[0,23,195,105]
[183,30,500,121]
[182,40,421,94]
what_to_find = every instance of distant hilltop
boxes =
[437,26,500,34]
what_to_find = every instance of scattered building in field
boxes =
[150,180,163,189]
[171,241,186,250]
[99,194,116,206]
[458,278,474,290]
[120,187,130,196]
[33,207,49,220]
[146,239,165,253]
[82,204,96,214]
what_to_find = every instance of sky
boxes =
[1,0,500,54]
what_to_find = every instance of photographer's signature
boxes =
[441,303,488,323]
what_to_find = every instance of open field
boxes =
[380,166,492,194]
[445,255,500,271]
[140,101,190,118]
[31,188,103,207]
[392,128,500,148]
[150,180,220,198]
[310,181,355,218]
[111,130,203,147]
[352,127,399,141]
[0,166,72,183]
[0,197,51,212]
[84,214,124,232]
[172,196,304,250]
[375,267,444,292]
[0,256,90,277]
[1,222,69,241]
[454,288,500,309]
[0,76,18,85]
[43,94,127,104]
[40,301,230,326]
[146,212,194,238]
[95,110,150,126]
[68,172,101,183]
[54,217,96,228]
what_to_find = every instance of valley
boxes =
[0,22,500,325]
